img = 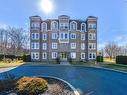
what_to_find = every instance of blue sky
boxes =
[0,0,127,49]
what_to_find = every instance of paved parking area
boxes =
[0,65,127,95]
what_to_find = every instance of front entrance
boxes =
[60,52,68,61]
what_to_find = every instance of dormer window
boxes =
[51,21,58,30]
[70,21,77,31]
[81,23,86,32]
[42,22,47,32]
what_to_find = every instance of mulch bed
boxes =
[0,76,75,95]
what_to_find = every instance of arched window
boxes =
[51,21,58,30]
[81,23,86,32]
[41,22,47,32]
[70,21,77,31]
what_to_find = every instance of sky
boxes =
[0,0,127,49]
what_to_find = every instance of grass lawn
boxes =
[0,60,24,68]
[100,63,127,72]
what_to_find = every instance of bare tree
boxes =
[8,27,30,55]
[0,26,30,56]
[104,42,120,59]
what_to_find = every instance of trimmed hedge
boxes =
[22,55,31,62]
[96,56,103,62]
[116,56,127,64]
[0,54,31,62]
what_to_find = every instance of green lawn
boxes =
[100,63,127,72]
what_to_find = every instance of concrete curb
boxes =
[37,76,80,95]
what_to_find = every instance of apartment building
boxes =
[30,15,97,62]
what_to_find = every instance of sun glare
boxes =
[39,0,53,14]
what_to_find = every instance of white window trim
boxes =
[89,53,96,59]
[59,32,69,40]
[70,21,77,31]
[60,23,69,30]
[71,52,76,59]
[71,33,76,39]
[81,43,85,50]
[88,33,96,40]
[81,53,85,59]
[41,22,47,32]
[52,52,57,59]
[51,21,58,30]
[31,52,39,59]
[52,33,57,39]
[42,34,47,40]
[89,43,96,50]
[31,42,39,49]
[81,23,86,32]
[81,34,85,40]
[42,52,47,59]
[31,33,39,40]
[71,43,76,49]
[42,43,47,50]
[52,43,58,49]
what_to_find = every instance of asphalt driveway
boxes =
[0,65,127,95]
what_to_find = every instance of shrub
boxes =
[5,55,16,60]
[16,77,48,94]
[0,54,4,61]
[22,55,31,62]
[55,57,60,64]
[68,57,72,63]
[96,56,103,62]
[116,56,127,64]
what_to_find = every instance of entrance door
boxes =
[60,52,67,61]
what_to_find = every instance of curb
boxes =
[37,76,80,95]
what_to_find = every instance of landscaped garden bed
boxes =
[0,76,77,95]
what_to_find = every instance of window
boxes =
[81,23,86,32]
[42,34,47,40]
[89,33,96,40]
[52,52,57,59]
[70,21,77,30]
[89,43,96,50]
[71,33,76,39]
[52,43,58,49]
[71,43,76,49]
[89,53,96,59]
[42,52,47,59]
[81,53,85,59]
[31,42,39,49]
[88,33,92,40]
[71,52,76,59]
[60,23,69,29]
[31,33,39,40]
[42,22,47,32]
[51,21,58,30]
[81,43,85,50]
[31,52,39,59]
[88,24,96,29]
[59,33,69,39]
[31,23,39,29]
[81,34,85,40]
[52,33,57,39]
[89,53,92,59]
[42,43,47,50]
